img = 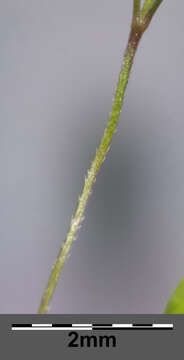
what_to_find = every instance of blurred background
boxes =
[0,0,183,313]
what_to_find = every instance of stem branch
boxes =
[133,0,141,18]
[142,0,163,21]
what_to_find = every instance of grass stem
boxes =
[38,1,163,314]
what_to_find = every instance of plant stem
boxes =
[38,39,139,315]
[133,0,141,18]
[142,0,163,19]
[38,1,163,314]
[142,0,155,16]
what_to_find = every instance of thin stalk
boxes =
[142,0,163,20]
[38,1,163,314]
[133,0,141,18]
[142,0,154,16]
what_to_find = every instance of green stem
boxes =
[133,0,141,17]
[38,1,162,314]
[142,0,155,16]
[142,0,163,20]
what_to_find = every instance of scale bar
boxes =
[12,327,92,331]
[12,323,174,331]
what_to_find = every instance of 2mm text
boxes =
[68,331,117,348]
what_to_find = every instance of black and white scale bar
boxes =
[11,323,174,331]
[93,324,173,330]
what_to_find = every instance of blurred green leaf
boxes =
[165,278,184,314]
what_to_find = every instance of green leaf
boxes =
[165,278,184,314]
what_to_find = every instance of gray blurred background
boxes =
[0,0,183,313]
